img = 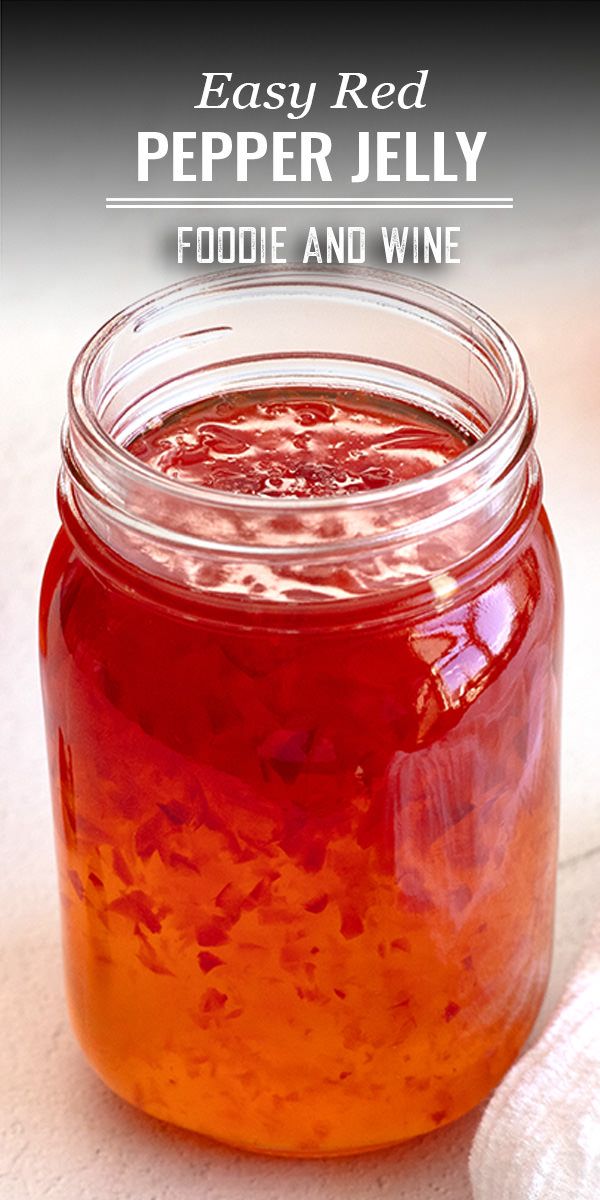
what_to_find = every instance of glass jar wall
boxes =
[40,271,562,1155]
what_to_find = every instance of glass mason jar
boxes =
[39,269,562,1156]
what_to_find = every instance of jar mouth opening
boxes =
[67,267,534,520]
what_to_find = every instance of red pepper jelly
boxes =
[129,387,469,495]
[40,271,562,1155]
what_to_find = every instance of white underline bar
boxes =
[106,196,514,202]
[107,201,513,211]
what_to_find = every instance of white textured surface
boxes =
[470,914,600,1199]
[1,239,600,1198]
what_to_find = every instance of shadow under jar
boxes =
[39,269,562,1156]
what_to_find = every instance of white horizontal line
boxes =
[106,196,514,203]
[107,202,513,211]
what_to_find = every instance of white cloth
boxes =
[470,917,600,1199]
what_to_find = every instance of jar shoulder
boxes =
[40,511,562,677]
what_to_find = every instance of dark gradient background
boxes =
[2,1,599,286]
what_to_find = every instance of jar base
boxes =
[72,1033,536,1159]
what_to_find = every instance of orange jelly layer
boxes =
[40,387,561,1154]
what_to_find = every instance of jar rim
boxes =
[66,266,535,521]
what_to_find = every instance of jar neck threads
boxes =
[61,269,538,608]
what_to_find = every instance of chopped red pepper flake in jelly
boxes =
[40,384,561,1155]
[201,987,228,1012]
[197,951,224,974]
[108,890,164,934]
[195,921,229,947]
